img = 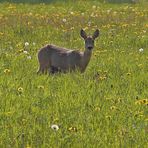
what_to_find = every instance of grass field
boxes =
[0,0,148,147]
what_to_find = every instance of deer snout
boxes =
[87,46,93,50]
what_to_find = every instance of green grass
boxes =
[0,0,148,147]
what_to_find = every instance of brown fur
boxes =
[37,29,99,74]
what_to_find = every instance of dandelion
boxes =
[18,49,23,53]
[23,50,28,54]
[26,144,31,148]
[4,112,13,116]
[139,48,144,52]
[99,76,107,80]
[37,85,44,90]
[27,56,32,60]
[62,18,67,23]
[135,99,148,105]
[95,107,101,112]
[70,11,74,15]
[134,111,144,117]
[88,21,91,26]
[4,69,10,74]
[142,30,146,33]
[68,126,77,132]
[81,13,84,16]
[92,5,96,9]
[110,106,117,111]
[117,98,122,103]
[126,72,131,76]
[0,32,4,36]
[122,24,128,27]
[17,87,23,93]
[9,46,13,50]
[25,42,29,47]
[107,9,111,13]
[51,124,59,131]
[70,27,74,30]
[106,115,111,120]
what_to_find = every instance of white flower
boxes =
[62,18,67,23]
[139,48,144,52]
[25,42,29,47]
[23,50,28,54]
[70,11,74,15]
[10,46,13,50]
[27,56,32,60]
[51,124,59,131]
[92,5,96,9]
[107,9,111,13]
[33,42,36,46]
[88,21,91,26]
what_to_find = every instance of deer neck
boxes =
[81,49,92,72]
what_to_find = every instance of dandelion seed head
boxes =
[27,56,32,60]
[51,124,59,131]
[23,50,28,54]
[92,5,96,9]
[25,42,29,47]
[70,11,74,15]
[62,18,67,23]
[139,48,144,52]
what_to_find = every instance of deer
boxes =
[37,29,99,74]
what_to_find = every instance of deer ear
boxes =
[80,29,87,39]
[92,29,99,39]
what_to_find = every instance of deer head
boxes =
[80,29,99,51]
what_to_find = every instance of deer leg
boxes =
[49,66,61,74]
[37,62,50,74]
[37,65,42,74]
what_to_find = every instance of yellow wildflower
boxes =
[0,32,4,36]
[99,76,107,80]
[110,106,117,111]
[37,85,44,90]
[145,24,148,28]
[106,115,111,120]
[4,112,13,116]
[4,69,10,74]
[68,126,77,132]
[92,5,96,9]
[127,72,131,76]
[134,111,144,117]
[18,87,23,93]
[95,107,101,112]
[26,144,31,148]
[135,99,148,105]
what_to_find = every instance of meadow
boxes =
[0,0,148,147]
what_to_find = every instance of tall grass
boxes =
[0,0,147,147]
